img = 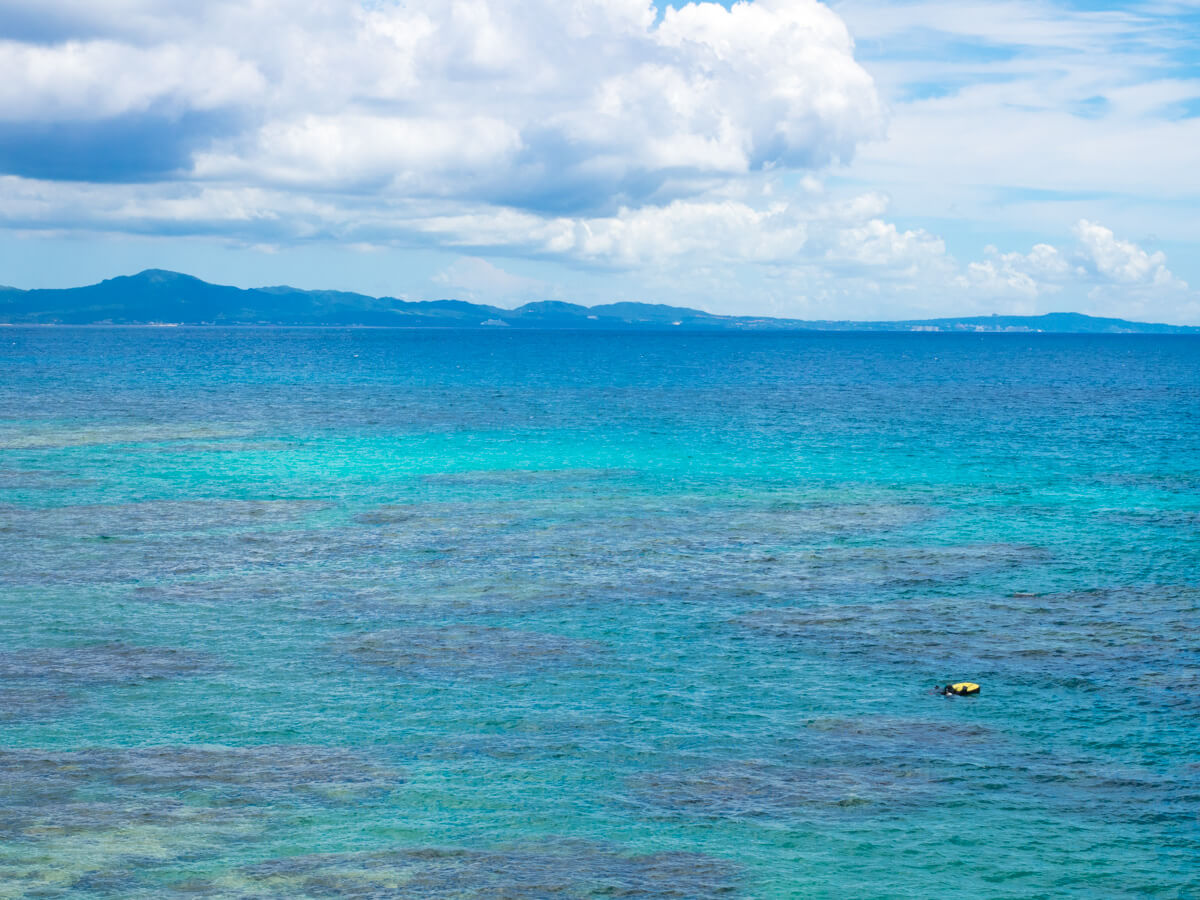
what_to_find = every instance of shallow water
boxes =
[1,328,1198,897]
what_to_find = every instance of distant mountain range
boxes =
[2,269,1197,333]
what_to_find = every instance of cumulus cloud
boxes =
[960,243,1071,300]
[0,0,901,288]
[0,0,882,211]
[1073,219,1185,288]
[955,221,1187,311]
[544,198,811,265]
[194,114,525,193]
[0,39,264,121]
[824,218,946,271]
[225,0,877,212]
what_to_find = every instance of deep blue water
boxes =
[1,328,1198,897]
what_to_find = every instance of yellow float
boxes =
[946,682,980,696]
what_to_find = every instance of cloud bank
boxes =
[0,0,881,206]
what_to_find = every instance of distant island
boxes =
[2,269,1197,333]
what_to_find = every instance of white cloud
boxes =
[1073,219,1184,287]
[0,1,882,202]
[0,0,897,304]
[432,256,547,306]
[953,220,1187,317]
[0,39,264,121]
[0,0,1197,322]
[194,114,525,191]
[824,218,946,270]
[547,198,811,265]
[959,243,1070,299]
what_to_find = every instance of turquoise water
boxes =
[1,328,1197,898]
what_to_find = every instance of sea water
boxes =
[0,328,1197,898]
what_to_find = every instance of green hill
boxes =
[1,270,1196,332]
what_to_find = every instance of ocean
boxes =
[1,328,1197,898]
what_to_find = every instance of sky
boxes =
[0,0,1197,322]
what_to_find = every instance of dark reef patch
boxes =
[0,642,215,687]
[353,504,424,525]
[131,578,289,605]
[697,501,936,541]
[421,467,638,487]
[629,759,936,820]
[0,745,407,898]
[802,715,995,754]
[1,745,403,841]
[0,685,77,722]
[0,498,334,587]
[1102,508,1200,530]
[170,842,736,898]
[0,499,330,539]
[799,542,1047,588]
[331,501,962,615]
[0,423,246,450]
[338,625,604,679]
[0,467,98,492]
[738,584,1198,689]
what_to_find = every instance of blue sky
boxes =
[0,0,1197,321]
